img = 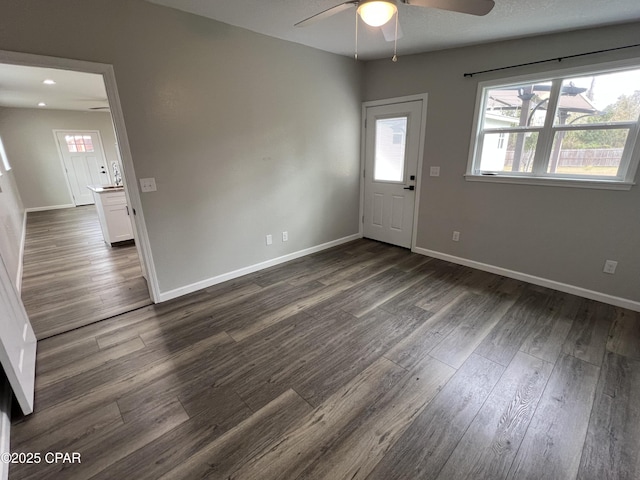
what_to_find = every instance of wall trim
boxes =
[413,246,640,312]
[0,378,11,480]
[16,210,27,292]
[24,204,75,213]
[159,233,362,302]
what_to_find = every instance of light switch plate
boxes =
[139,178,157,192]
[430,166,440,177]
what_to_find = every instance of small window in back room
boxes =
[65,135,95,153]
[0,135,11,173]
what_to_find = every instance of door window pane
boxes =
[374,117,407,182]
[65,134,95,153]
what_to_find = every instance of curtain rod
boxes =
[463,43,640,78]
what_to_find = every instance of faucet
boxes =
[112,161,122,186]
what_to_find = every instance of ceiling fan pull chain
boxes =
[354,9,359,60]
[392,11,398,62]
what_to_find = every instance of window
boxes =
[0,135,11,174]
[374,116,407,182]
[65,135,94,153]
[467,61,640,189]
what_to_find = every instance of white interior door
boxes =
[56,131,111,206]
[363,100,424,248]
[0,254,36,415]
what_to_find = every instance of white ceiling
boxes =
[2,2,638,112]
[147,0,640,60]
[0,64,108,112]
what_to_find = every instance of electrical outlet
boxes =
[603,260,617,274]
[430,166,440,177]
[139,177,157,192]
[282,231,288,242]
[452,231,460,242]
[266,234,273,246]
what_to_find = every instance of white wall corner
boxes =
[16,210,27,293]
[412,246,640,313]
[0,378,11,480]
[158,233,362,303]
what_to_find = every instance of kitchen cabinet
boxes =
[88,186,134,246]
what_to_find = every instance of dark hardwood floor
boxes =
[20,206,152,339]
[9,239,640,479]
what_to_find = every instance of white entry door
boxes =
[55,131,111,206]
[363,100,424,248]
[0,254,36,414]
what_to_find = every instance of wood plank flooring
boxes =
[20,206,151,339]
[9,239,640,479]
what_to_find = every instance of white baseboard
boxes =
[0,379,11,480]
[413,247,640,313]
[159,233,362,302]
[24,204,75,213]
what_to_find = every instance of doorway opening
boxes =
[0,50,159,340]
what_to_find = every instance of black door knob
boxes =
[403,185,415,191]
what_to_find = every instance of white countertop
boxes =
[87,185,125,193]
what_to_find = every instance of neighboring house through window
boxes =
[466,59,640,189]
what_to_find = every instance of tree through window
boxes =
[468,63,640,187]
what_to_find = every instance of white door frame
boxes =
[359,94,428,251]
[0,49,161,303]
[53,129,111,206]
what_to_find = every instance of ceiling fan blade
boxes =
[404,0,495,16]
[295,1,358,27]
[381,20,404,42]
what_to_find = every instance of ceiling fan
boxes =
[295,0,495,59]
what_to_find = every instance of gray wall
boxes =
[364,22,640,303]
[0,161,24,290]
[5,1,633,305]
[0,0,363,294]
[0,108,118,210]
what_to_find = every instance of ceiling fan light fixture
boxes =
[357,0,397,27]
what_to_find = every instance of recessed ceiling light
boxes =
[43,79,56,85]
[37,102,46,107]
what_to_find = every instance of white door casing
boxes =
[0,253,36,415]
[363,100,425,249]
[55,130,111,206]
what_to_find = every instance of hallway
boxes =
[20,206,151,339]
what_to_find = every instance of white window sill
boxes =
[464,174,635,191]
